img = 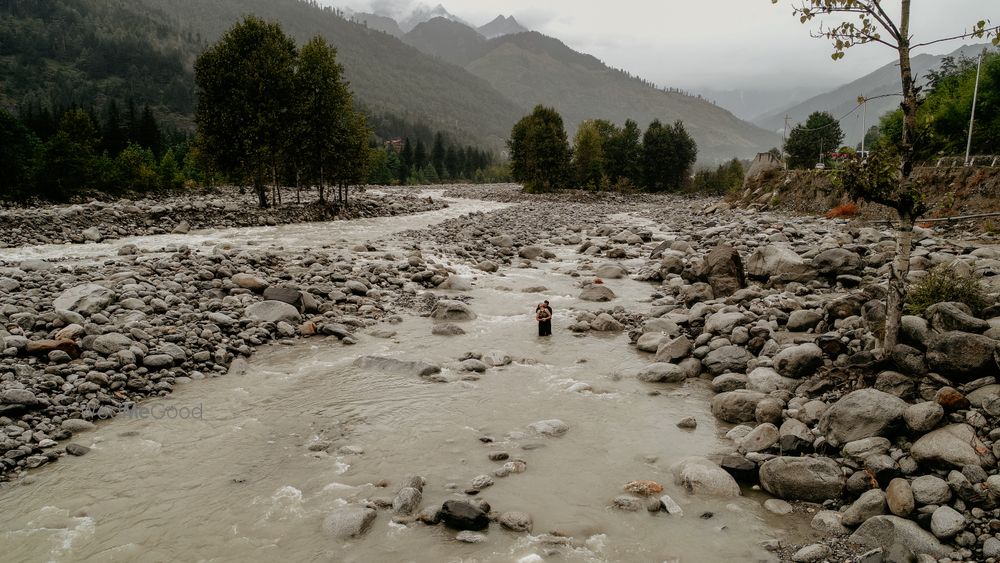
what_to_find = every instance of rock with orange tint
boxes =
[624,480,664,496]
[26,339,80,358]
[935,387,970,411]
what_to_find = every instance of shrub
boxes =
[906,264,990,316]
[826,202,859,219]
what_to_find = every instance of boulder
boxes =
[438,276,473,291]
[704,312,746,334]
[590,313,623,331]
[910,475,952,505]
[655,336,692,363]
[818,389,907,446]
[850,516,950,558]
[842,489,887,527]
[812,248,863,277]
[439,500,489,531]
[670,457,741,497]
[579,284,616,302]
[926,331,998,381]
[786,310,822,332]
[700,245,746,298]
[885,478,915,517]
[498,511,532,533]
[637,363,686,383]
[518,245,544,260]
[91,333,135,355]
[353,356,441,378]
[930,505,966,539]
[759,456,845,502]
[429,300,477,321]
[262,286,304,309]
[746,245,813,280]
[595,263,628,279]
[737,423,779,453]
[910,423,995,469]
[903,402,944,433]
[528,419,569,437]
[926,302,990,333]
[53,284,114,315]
[703,345,752,375]
[773,343,824,378]
[711,390,766,423]
[322,505,377,539]
[245,301,301,324]
[232,273,268,291]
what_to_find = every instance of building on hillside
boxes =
[745,152,783,182]
[384,138,405,153]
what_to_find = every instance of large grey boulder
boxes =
[704,345,752,375]
[699,245,745,298]
[353,356,441,378]
[926,331,998,381]
[322,505,377,539]
[670,456,741,497]
[91,333,136,355]
[759,456,845,502]
[429,300,477,321]
[911,423,995,469]
[579,284,616,302]
[842,489,887,526]
[53,284,114,315]
[637,363,686,383]
[595,262,628,279]
[818,389,907,446]
[926,302,989,333]
[655,336,692,363]
[711,390,766,423]
[812,248,862,277]
[746,245,813,280]
[849,516,950,558]
[773,343,824,378]
[245,300,301,324]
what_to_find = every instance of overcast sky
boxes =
[326,0,997,92]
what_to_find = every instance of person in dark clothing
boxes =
[535,301,552,336]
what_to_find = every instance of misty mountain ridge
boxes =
[757,42,997,147]
[478,15,528,39]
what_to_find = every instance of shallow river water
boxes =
[0,194,813,562]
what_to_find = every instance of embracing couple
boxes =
[535,300,553,337]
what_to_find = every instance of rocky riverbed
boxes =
[0,186,446,248]
[4,183,1000,562]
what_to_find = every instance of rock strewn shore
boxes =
[0,186,446,248]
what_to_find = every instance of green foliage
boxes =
[840,149,927,218]
[572,120,606,189]
[872,51,1000,159]
[195,16,297,207]
[0,109,42,200]
[508,105,571,193]
[690,159,745,195]
[38,109,102,200]
[641,119,697,191]
[784,111,844,169]
[604,119,642,184]
[114,143,159,192]
[906,264,989,316]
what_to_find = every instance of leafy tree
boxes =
[39,109,101,200]
[367,147,396,185]
[641,119,697,191]
[330,112,372,202]
[0,109,42,200]
[572,120,606,189]
[114,143,159,192]
[784,111,844,169]
[295,35,351,202]
[159,148,183,190]
[508,105,571,193]
[776,0,998,353]
[604,119,642,184]
[194,16,297,207]
[690,159,745,195]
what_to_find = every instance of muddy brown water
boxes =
[0,193,816,562]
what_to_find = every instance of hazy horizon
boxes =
[327,0,997,93]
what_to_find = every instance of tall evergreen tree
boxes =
[399,138,413,184]
[430,132,446,180]
[413,139,428,170]
[101,100,127,156]
[604,119,642,184]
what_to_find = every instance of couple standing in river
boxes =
[535,300,553,337]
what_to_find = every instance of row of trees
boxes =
[195,17,369,207]
[366,133,504,186]
[508,105,698,193]
[0,101,196,201]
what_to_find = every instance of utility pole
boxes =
[965,51,984,167]
[859,95,868,156]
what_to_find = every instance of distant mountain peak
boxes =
[400,3,467,32]
[478,14,528,39]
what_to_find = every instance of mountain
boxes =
[0,0,201,126]
[350,11,403,37]
[756,43,996,146]
[133,0,524,149]
[478,15,528,39]
[695,87,826,122]
[399,3,467,33]
[403,17,485,67]
[462,32,780,162]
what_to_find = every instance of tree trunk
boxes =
[254,174,268,208]
[881,0,918,354]
[319,166,325,203]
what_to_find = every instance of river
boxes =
[0,193,811,562]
